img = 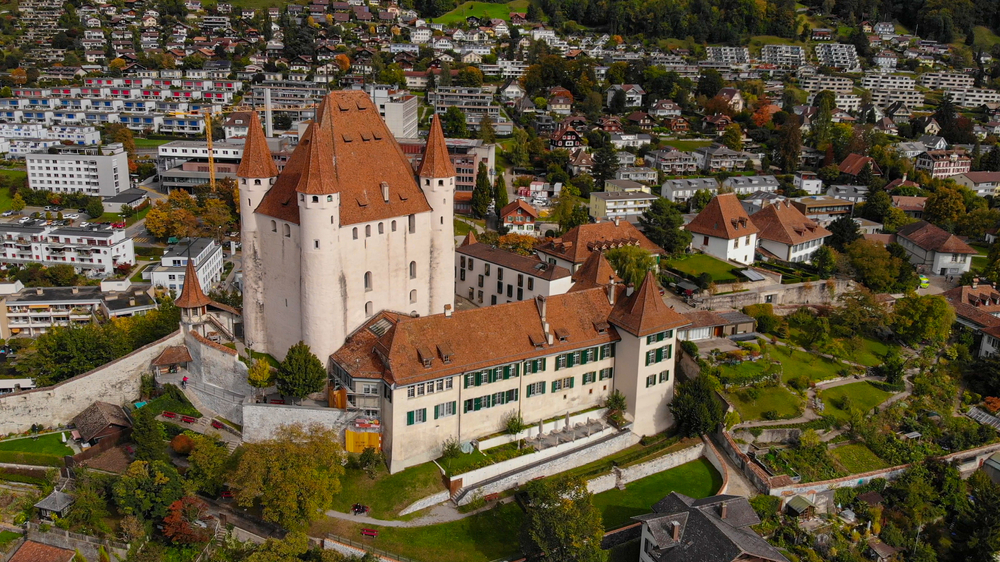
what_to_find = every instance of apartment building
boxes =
[614,167,658,184]
[791,196,853,225]
[0,280,156,338]
[814,43,861,71]
[589,191,657,220]
[947,88,1000,107]
[915,150,972,178]
[800,75,854,94]
[25,143,128,198]
[456,238,573,305]
[647,149,698,175]
[918,72,974,90]
[693,144,749,172]
[955,171,1000,196]
[0,124,100,145]
[364,85,419,139]
[661,178,719,203]
[148,238,223,296]
[428,87,501,127]
[722,175,780,195]
[793,171,823,195]
[860,73,915,90]
[0,223,135,274]
[869,89,924,107]
[760,45,806,67]
[807,92,862,112]
[397,137,496,215]
[705,46,750,64]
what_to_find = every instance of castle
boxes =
[238,91,456,363]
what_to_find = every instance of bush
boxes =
[788,375,811,391]
[680,340,699,358]
[762,410,780,420]
[170,434,194,455]
[441,437,461,460]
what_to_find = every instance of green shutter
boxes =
[667,345,673,359]
[475,372,482,386]
[514,363,520,377]
[610,344,615,358]
[551,381,558,393]
[646,335,653,344]
[541,382,546,394]
[541,357,547,370]
[407,411,414,426]
[600,345,606,359]
[580,350,587,365]
[474,397,481,411]
[526,384,534,398]
[421,408,427,423]
[434,405,439,420]
[645,351,651,367]
[451,401,456,415]
[569,377,575,388]
[502,365,510,379]
[656,347,663,362]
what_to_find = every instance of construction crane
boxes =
[205,112,216,193]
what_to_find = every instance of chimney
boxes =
[720,502,728,519]
[444,304,452,318]
[613,216,620,226]
[537,295,552,344]
[35,288,42,295]
[607,276,615,305]
[626,283,634,297]
[672,521,680,541]
[381,181,389,202]
[973,277,980,289]
[71,287,78,294]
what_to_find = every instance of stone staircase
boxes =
[163,385,241,452]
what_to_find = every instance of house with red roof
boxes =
[750,200,831,263]
[838,153,882,179]
[895,220,976,276]
[685,194,759,265]
[500,199,539,235]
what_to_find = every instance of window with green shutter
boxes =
[464,373,475,388]
[551,381,558,393]
[503,365,511,379]
[474,397,482,411]
[407,411,414,425]
[464,399,473,413]
[655,347,664,363]
[434,405,439,419]
[666,344,673,359]
[659,370,669,383]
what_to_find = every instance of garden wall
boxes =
[701,435,730,494]
[732,428,801,444]
[242,403,354,442]
[586,442,705,494]
[25,522,128,562]
[713,428,772,494]
[476,408,608,451]
[693,278,855,311]
[0,331,184,435]
[398,490,451,516]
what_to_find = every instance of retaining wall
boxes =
[701,435,730,494]
[0,331,184,435]
[713,428,772,494]
[242,403,354,442]
[586,443,705,494]
[732,428,801,444]
[476,408,608,451]
[25,522,128,562]
[398,490,451,516]
[693,278,854,311]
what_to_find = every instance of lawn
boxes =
[725,385,803,421]
[133,138,175,149]
[0,433,72,456]
[143,387,202,418]
[0,176,20,211]
[972,26,1000,49]
[0,531,19,548]
[130,264,149,283]
[454,218,474,237]
[819,382,894,421]
[312,501,524,562]
[829,443,888,474]
[664,253,739,283]
[592,458,722,529]
[328,461,447,520]
[97,205,151,226]
[663,139,713,151]
[771,345,844,383]
[433,0,529,23]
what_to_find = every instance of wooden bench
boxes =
[484,493,500,502]
[220,491,233,499]
[361,529,378,538]
[211,420,224,430]
[162,411,177,419]
[270,399,285,405]
[181,416,197,424]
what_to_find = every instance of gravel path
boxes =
[324,498,513,528]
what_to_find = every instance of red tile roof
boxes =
[685,193,759,240]
[256,91,433,226]
[838,153,881,176]
[417,113,456,178]
[942,284,1000,328]
[151,345,193,366]
[535,220,664,265]
[569,251,621,292]
[235,111,278,178]
[750,201,831,245]
[500,199,538,219]
[174,258,211,309]
[9,541,75,562]
[608,271,690,337]
[891,195,926,212]
[896,220,976,254]
[459,231,477,247]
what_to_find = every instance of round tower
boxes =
[417,114,457,315]
[236,111,278,353]
[298,189,344,365]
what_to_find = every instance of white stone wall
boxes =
[242,403,355,442]
[256,217,303,361]
[613,331,677,437]
[239,175,276,351]
[0,331,184,435]
[398,489,450,516]
[586,443,705,494]
[476,408,608,450]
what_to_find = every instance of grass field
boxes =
[592,458,722,529]
[771,345,844,383]
[0,173,22,211]
[726,385,803,421]
[328,462,446,520]
[133,138,175,149]
[0,531,19,548]
[847,338,891,368]
[663,139,713,151]
[829,443,888,474]
[454,218,474,237]
[433,0,529,24]
[312,501,524,562]
[972,26,1000,49]
[819,382,893,421]
[0,433,72,456]
[664,253,738,282]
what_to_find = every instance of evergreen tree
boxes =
[777,119,802,173]
[670,376,723,437]
[510,127,530,168]
[493,173,509,211]
[471,162,492,218]
[812,245,837,278]
[276,342,326,401]
[131,406,167,463]
[592,143,618,190]
[478,114,496,144]
[827,215,862,251]
[442,106,467,138]
[438,61,452,87]
[639,198,692,254]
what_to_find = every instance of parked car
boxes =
[18,216,31,224]
[64,213,80,220]
[79,221,90,227]
[1,211,14,217]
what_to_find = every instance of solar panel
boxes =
[740,269,766,282]
[369,318,393,336]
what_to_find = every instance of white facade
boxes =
[760,44,806,67]
[366,86,419,139]
[26,143,129,197]
[793,172,823,195]
[800,75,854,93]
[946,88,1000,107]
[690,233,756,266]
[918,72,975,90]
[455,248,572,305]
[758,236,827,263]
[0,223,134,274]
[150,238,224,295]
[814,43,861,71]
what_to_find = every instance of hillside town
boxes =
[0,0,998,561]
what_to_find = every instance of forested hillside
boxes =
[800,0,1000,44]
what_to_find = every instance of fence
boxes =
[68,430,129,465]
[324,534,523,562]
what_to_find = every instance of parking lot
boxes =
[0,205,122,230]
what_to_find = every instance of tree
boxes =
[275,342,326,401]
[520,477,606,562]
[113,460,184,521]
[471,162,492,218]
[67,472,111,535]
[923,187,966,228]
[697,69,724,98]
[832,289,890,338]
[639,198,692,254]
[247,357,272,398]
[131,405,167,463]
[476,113,497,144]
[891,293,955,344]
[106,124,136,160]
[872,347,906,385]
[163,497,210,544]
[442,105,467,138]
[231,423,345,530]
[689,189,712,213]
[591,142,618,190]
[777,119,802,173]
[604,246,655,287]
[493,173,509,211]
[11,193,24,213]
[845,239,905,293]
[186,434,230,496]
[720,123,744,151]
[862,189,892,223]
[495,233,536,255]
[827,215,862,251]
[200,198,233,241]
[954,471,1000,560]
[609,88,626,114]
[670,376,724,437]
[509,128,529,168]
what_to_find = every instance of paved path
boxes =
[324,497,512,528]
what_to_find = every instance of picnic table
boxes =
[270,399,285,405]
[211,420,224,430]
[181,415,197,424]
[361,529,378,538]
[162,411,177,419]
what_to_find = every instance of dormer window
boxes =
[555,328,570,342]
[417,347,433,368]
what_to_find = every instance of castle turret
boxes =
[237,111,278,352]
[175,257,211,335]
[418,114,457,315]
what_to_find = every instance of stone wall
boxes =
[732,428,801,445]
[586,443,705,495]
[456,431,640,505]
[476,408,608,451]
[0,331,184,435]
[242,403,354,442]
[713,428,772,494]
[398,490,451,516]
[701,435,730,494]
[693,278,854,311]
[25,523,128,562]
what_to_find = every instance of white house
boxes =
[455,234,572,305]
[149,238,224,296]
[793,171,824,195]
[684,193,758,266]
[955,171,1000,196]
[750,200,831,263]
[895,220,976,276]
[606,84,645,108]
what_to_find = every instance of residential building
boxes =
[635,492,789,562]
[648,149,698,175]
[955,171,1000,196]
[0,280,156,338]
[661,177,719,203]
[499,200,538,235]
[915,150,971,179]
[397,137,495,215]
[891,195,926,218]
[427,87,501,130]
[606,179,652,194]
[806,92,861,112]
[650,99,682,118]
[589,191,657,221]
[918,135,948,150]
[942,281,1000,334]
[800,76,854,94]
[535,220,664,273]
[947,88,1000,107]
[751,200,831,263]
[760,44,806,67]
[814,43,861,71]
[895,220,975,276]
[614,167,658,184]
[610,133,653,149]
[791,196,854,225]
[685,193,758,265]
[148,238,224,296]
[918,72,974,90]
[606,84,645,108]
[827,184,868,203]
[741,191,787,214]
[793,171,823,195]
[693,144,749,172]
[222,111,254,139]
[0,223,134,275]
[365,86,419,139]
[675,310,756,341]
[861,73,915,91]
[705,46,749,64]
[456,233,572,305]
[26,143,129,198]
[7,542,76,562]
[838,153,882,179]
[894,141,927,159]
[716,88,745,113]
[721,175,779,196]
[331,272,689,472]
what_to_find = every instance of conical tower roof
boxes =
[460,231,478,247]
[569,251,621,292]
[175,258,211,309]
[418,114,456,178]
[607,271,689,336]
[236,111,278,178]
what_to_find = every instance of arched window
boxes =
[365,225,371,237]
[241,178,247,185]
[254,179,261,185]
[391,220,397,231]
[365,301,373,317]
[312,195,318,203]
[409,289,417,303]
[409,261,416,279]
[364,271,372,291]
[378,222,384,234]
[283,223,290,237]
[438,179,444,186]
[352,227,358,239]
[270,220,276,232]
